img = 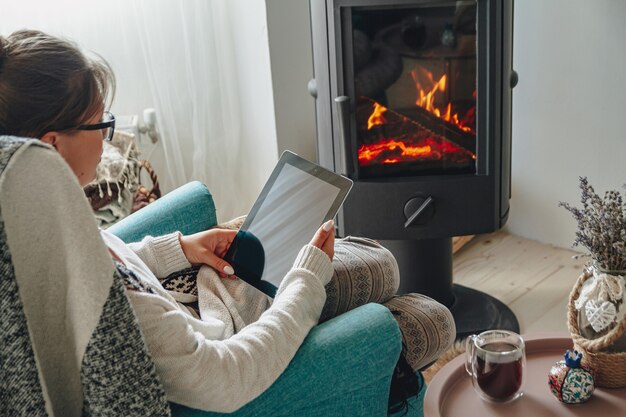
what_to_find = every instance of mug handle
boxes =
[465,335,477,377]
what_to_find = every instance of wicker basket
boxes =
[131,160,161,213]
[567,269,626,388]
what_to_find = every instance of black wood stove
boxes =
[309,0,518,337]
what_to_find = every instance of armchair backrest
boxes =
[109,181,217,243]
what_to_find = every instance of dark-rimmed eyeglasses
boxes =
[74,111,116,141]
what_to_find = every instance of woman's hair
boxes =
[0,29,115,138]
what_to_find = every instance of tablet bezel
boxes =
[240,150,353,231]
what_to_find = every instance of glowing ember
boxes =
[367,102,388,129]
[357,137,470,166]
[358,139,433,164]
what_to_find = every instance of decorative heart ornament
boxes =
[575,271,625,311]
[585,299,617,332]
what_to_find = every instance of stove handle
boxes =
[404,196,435,228]
[334,95,353,176]
[510,70,519,88]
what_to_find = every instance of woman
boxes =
[0,30,454,413]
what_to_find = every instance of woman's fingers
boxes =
[204,251,236,279]
[310,220,335,261]
[310,220,333,247]
[322,227,335,261]
[180,229,238,279]
[214,229,237,248]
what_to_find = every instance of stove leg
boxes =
[380,238,519,339]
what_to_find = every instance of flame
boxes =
[410,69,475,133]
[367,102,387,129]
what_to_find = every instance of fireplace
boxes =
[309,0,518,337]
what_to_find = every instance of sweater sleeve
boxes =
[128,244,333,413]
[127,232,191,278]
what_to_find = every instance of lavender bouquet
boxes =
[559,177,626,272]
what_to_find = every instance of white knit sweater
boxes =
[100,229,333,413]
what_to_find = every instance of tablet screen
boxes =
[244,163,342,287]
[225,151,352,291]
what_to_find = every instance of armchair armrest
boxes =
[108,181,217,243]
[170,303,402,417]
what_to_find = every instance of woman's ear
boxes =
[40,132,58,149]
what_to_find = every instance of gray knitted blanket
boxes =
[0,136,170,416]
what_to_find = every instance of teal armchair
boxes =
[109,181,425,417]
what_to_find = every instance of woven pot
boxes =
[568,269,626,388]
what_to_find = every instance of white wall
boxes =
[265,0,318,162]
[225,0,280,214]
[507,0,626,249]
[265,0,626,249]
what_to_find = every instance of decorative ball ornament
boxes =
[548,350,595,404]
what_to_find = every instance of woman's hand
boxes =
[180,229,238,278]
[309,220,335,261]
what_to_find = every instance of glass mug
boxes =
[465,330,526,402]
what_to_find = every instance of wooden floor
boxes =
[453,230,584,334]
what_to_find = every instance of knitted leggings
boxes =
[323,236,456,371]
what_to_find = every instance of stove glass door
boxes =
[350,1,477,178]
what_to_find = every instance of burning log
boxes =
[357,96,475,153]
[397,104,475,153]
[355,97,476,172]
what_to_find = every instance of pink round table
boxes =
[424,333,626,417]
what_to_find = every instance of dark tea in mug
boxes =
[466,330,525,403]
[475,342,523,401]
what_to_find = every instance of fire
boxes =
[413,72,447,116]
[356,91,476,168]
[367,102,387,129]
[358,139,433,165]
[410,69,475,133]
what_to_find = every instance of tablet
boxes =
[224,151,353,294]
